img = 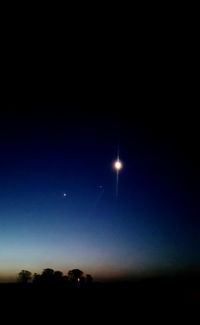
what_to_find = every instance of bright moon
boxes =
[114,160,123,170]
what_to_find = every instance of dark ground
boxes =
[0,276,199,322]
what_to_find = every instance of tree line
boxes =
[18,268,93,286]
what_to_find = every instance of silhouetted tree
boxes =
[18,270,32,284]
[68,269,83,283]
[22,267,93,288]
[63,275,68,284]
[42,268,54,277]
[41,268,55,284]
[54,271,63,285]
[86,274,93,284]
[32,273,42,285]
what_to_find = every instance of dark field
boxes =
[1,276,199,321]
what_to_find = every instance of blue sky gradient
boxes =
[0,106,199,281]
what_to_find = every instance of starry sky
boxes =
[0,104,199,281]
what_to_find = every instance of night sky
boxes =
[0,102,199,282]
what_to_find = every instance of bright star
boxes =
[114,160,123,171]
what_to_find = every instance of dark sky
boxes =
[0,102,199,281]
[1,15,199,280]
